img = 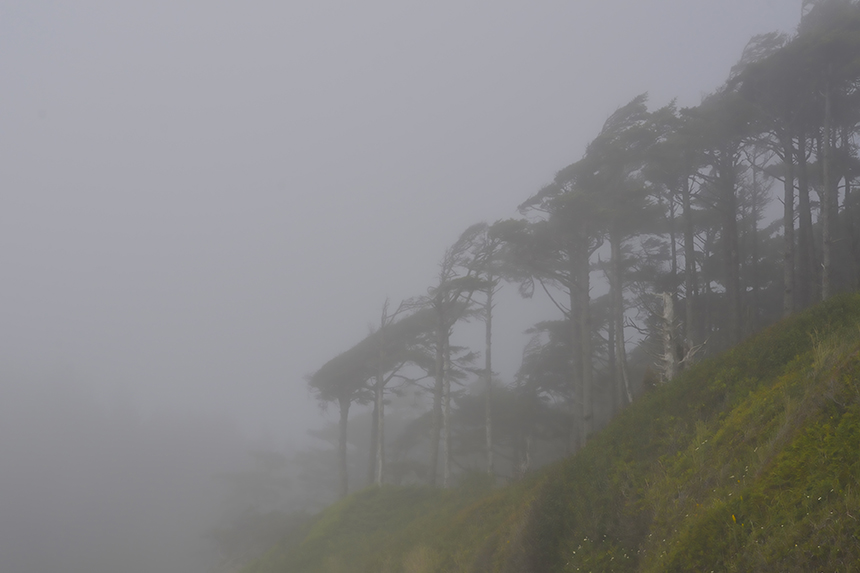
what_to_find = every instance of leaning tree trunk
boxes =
[337,395,351,498]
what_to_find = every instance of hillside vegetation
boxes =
[245,293,860,573]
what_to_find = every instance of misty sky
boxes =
[1,2,800,440]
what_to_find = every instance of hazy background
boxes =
[0,2,800,571]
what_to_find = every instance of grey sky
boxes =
[1,1,800,440]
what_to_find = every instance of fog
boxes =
[1,2,799,571]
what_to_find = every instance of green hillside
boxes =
[244,293,860,573]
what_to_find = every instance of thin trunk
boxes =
[847,182,860,288]
[337,396,351,498]
[567,245,583,452]
[374,328,385,485]
[719,149,742,346]
[782,137,796,317]
[703,231,715,342]
[567,255,581,451]
[610,228,633,405]
[367,398,378,486]
[575,226,592,447]
[375,384,384,485]
[837,126,851,290]
[512,433,524,480]
[749,162,762,332]
[842,127,850,212]
[661,292,678,382]
[428,303,444,486]
[442,334,452,488]
[484,278,494,476]
[667,194,682,367]
[822,74,833,301]
[682,175,698,350]
[797,131,815,307]
[669,195,679,287]
[607,319,618,417]
[522,434,532,477]
[844,130,860,287]
[514,423,533,480]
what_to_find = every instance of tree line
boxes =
[307,0,860,498]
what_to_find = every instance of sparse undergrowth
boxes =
[243,293,860,573]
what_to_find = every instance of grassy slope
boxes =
[245,293,860,573]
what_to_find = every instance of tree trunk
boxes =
[661,292,678,382]
[374,343,385,485]
[718,149,742,346]
[797,131,816,307]
[846,183,860,288]
[484,278,494,476]
[367,398,378,486]
[782,137,796,317]
[838,126,852,290]
[843,131,860,288]
[669,194,679,289]
[564,246,583,452]
[575,227,592,447]
[375,384,384,485]
[748,159,763,334]
[442,334,452,488]
[822,73,834,301]
[682,175,698,350]
[566,243,583,452]
[607,315,618,416]
[610,228,632,405]
[521,434,532,477]
[428,302,445,486]
[337,396,351,498]
[514,424,533,480]
[703,230,715,341]
[666,190,684,370]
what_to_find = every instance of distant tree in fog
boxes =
[296,0,860,491]
[307,347,373,497]
[418,223,488,487]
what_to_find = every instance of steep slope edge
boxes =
[244,293,860,573]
